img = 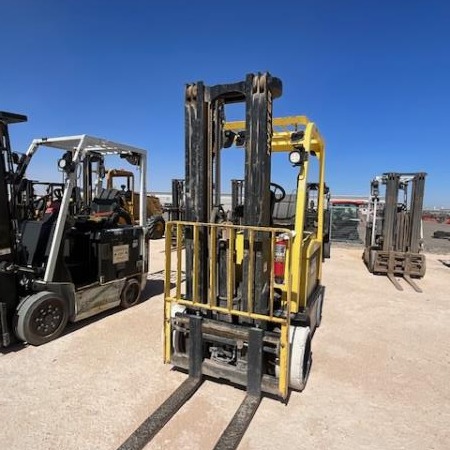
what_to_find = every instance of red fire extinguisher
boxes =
[274,236,288,284]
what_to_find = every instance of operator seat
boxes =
[90,188,132,225]
[272,192,297,229]
[91,188,121,214]
[20,200,61,266]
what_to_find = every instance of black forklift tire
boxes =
[14,291,69,346]
[148,215,165,240]
[323,240,331,259]
[120,278,141,309]
[316,292,324,328]
[368,249,376,273]
[110,208,132,226]
[433,231,450,239]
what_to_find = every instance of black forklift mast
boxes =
[0,111,27,346]
[184,73,282,310]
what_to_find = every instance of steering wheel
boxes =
[53,188,63,201]
[270,182,286,203]
[33,196,47,216]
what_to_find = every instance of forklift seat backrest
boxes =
[98,188,120,201]
[91,188,121,213]
[272,193,297,227]
[21,219,56,266]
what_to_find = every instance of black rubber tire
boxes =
[323,240,331,259]
[433,231,450,239]
[109,208,132,226]
[148,215,165,240]
[120,278,141,309]
[316,292,324,328]
[14,291,69,346]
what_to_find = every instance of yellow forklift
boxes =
[106,169,165,239]
[120,72,326,450]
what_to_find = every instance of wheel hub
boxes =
[31,302,62,336]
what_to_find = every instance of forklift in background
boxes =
[0,111,149,346]
[165,178,185,222]
[119,72,327,450]
[106,168,165,239]
[363,172,426,292]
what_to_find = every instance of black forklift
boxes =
[0,112,149,346]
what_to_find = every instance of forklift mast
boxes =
[380,173,426,253]
[184,73,282,309]
[0,111,27,346]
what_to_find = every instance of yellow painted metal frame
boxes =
[164,221,293,398]
[225,116,326,312]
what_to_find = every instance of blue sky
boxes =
[1,0,449,207]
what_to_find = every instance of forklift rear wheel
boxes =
[14,291,69,346]
[323,241,331,259]
[316,292,324,328]
[288,326,312,391]
[368,249,376,272]
[120,278,141,309]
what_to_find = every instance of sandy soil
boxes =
[1,240,449,450]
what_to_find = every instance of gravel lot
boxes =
[1,240,449,450]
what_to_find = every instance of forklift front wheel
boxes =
[171,304,187,354]
[120,278,141,309]
[14,291,69,346]
[287,326,312,391]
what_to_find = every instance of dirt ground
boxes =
[1,240,449,450]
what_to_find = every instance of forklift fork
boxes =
[117,315,204,450]
[214,328,263,450]
[118,319,265,450]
